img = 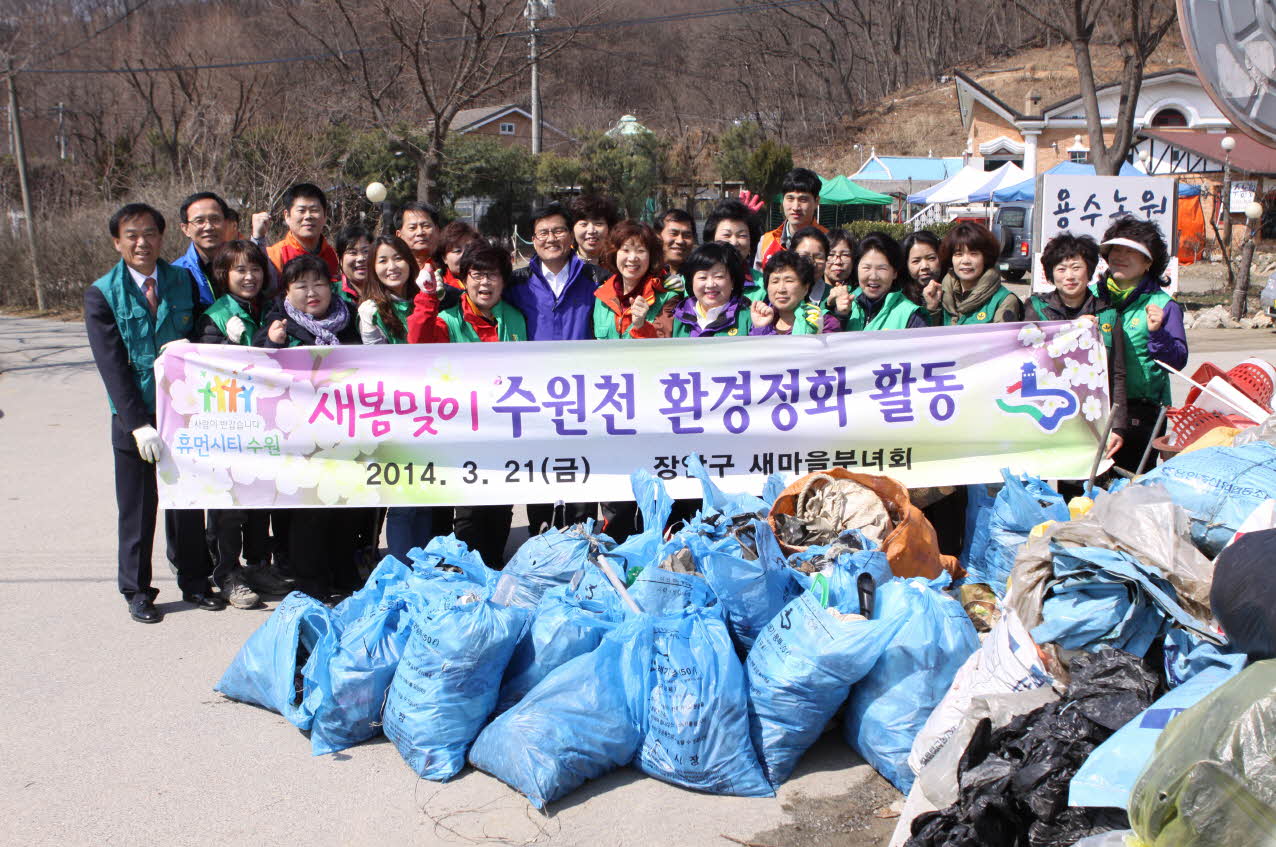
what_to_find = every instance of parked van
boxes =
[992,202,1032,281]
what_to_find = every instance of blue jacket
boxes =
[505,254,600,341]
[172,241,215,305]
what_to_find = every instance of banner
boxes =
[155,321,1110,508]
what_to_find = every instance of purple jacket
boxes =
[506,254,600,341]
[671,296,749,337]
[749,310,843,335]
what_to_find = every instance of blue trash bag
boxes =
[309,586,414,755]
[216,591,336,730]
[635,606,774,797]
[787,530,893,595]
[973,469,1069,597]
[383,594,528,781]
[501,520,611,609]
[700,518,803,651]
[960,481,1000,578]
[495,584,627,714]
[469,615,656,809]
[606,470,674,578]
[843,576,979,793]
[1163,626,1248,688]
[1138,442,1276,557]
[1031,544,1222,658]
[686,453,769,519]
[762,472,786,508]
[407,533,498,589]
[331,555,412,625]
[1068,663,1244,809]
[627,534,719,614]
[747,578,911,787]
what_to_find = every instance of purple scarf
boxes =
[283,296,350,346]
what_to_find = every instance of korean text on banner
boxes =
[155,321,1108,508]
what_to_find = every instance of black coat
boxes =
[252,299,361,347]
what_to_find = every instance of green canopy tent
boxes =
[766,175,892,230]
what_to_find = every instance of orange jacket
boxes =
[755,219,827,270]
[267,231,340,281]
[593,274,678,339]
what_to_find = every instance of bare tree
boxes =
[1010,0,1178,174]
[283,0,596,202]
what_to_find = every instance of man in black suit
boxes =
[84,202,223,623]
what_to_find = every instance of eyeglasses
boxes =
[186,216,225,227]
[828,250,854,260]
[797,252,827,264]
[467,271,502,283]
[533,227,570,240]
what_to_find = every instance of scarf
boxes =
[284,295,349,346]
[696,301,728,329]
[1105,276,1138,309]
[940,268,1003,317]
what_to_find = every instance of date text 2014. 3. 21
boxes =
[364,458,593,487]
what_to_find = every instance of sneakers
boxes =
[241,563,294,597]
[223,575,262,609]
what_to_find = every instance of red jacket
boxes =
[407,285,501,343]
[267,231,340,281]
[594,274,676,339]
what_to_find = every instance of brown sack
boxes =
[768,469,962,580]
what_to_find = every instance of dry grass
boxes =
[808,31,1191,173]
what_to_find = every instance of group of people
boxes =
[85,166,1187,624]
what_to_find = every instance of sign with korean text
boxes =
[1033,174,1179,293]
[155,321,1109,508]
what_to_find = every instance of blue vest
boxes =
[91,260,196,414]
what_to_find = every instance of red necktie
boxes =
[143,277,159,314]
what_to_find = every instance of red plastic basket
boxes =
[1158,405,1255,453]
[1183,361,1274,412]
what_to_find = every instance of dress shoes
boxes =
[182,591,226,610]
[128,595,163,624]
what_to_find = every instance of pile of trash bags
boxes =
[216,438,1276,845]
[215,456,977,809]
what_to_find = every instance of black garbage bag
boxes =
[1210,527,1276,661]
[906,647,1157,847]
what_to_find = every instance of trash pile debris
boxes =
[216,426,1276,845]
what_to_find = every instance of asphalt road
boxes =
[1,313,1271,847]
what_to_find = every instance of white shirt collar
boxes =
[541,261,571,298]
[125,263,157,289]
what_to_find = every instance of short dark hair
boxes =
[763,250,815,292]
[791,225,829,253]
[225,207,241,226]
[281,254,330,289]
[394,200,440,230]
[109,203,165,237]
[1041,232,1101,281]
[528,202,571,233]
[939,221,1000,276]
[210,240,270,300]
[435,221,481,265]
[702,199,761,253]
[179,191,230,223]
[568,194,619,228]
[781,167,822,198]
[901,230,941,259]
[281,183,328,214]
[854,231,918,302]
[828,228,854,253]
[604,220,663,276]
[656,208,695,235]
[682,241,746,299]
[460,241,513,286]
[1100,217,1170,282]
[335,224,373,258]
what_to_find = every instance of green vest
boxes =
[786,301,825,334]
[592,288,679,340]
[943,285,1012,326]
[1092,282,1173,405]
[845,289,924,332]
[92,260,196,414]
[439,299,526,342]
[671,302,753,337]
[203,295,260,346]
[373,297,414,344]
[744,268,767,303]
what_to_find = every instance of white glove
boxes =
[132,425,164,463]
[357,299,385,345]
[225,315,246,344]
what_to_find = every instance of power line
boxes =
[21,0,821,75]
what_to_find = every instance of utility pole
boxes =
[7,59,45,312]
[54,102,66,160]
[525,1,555,156]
